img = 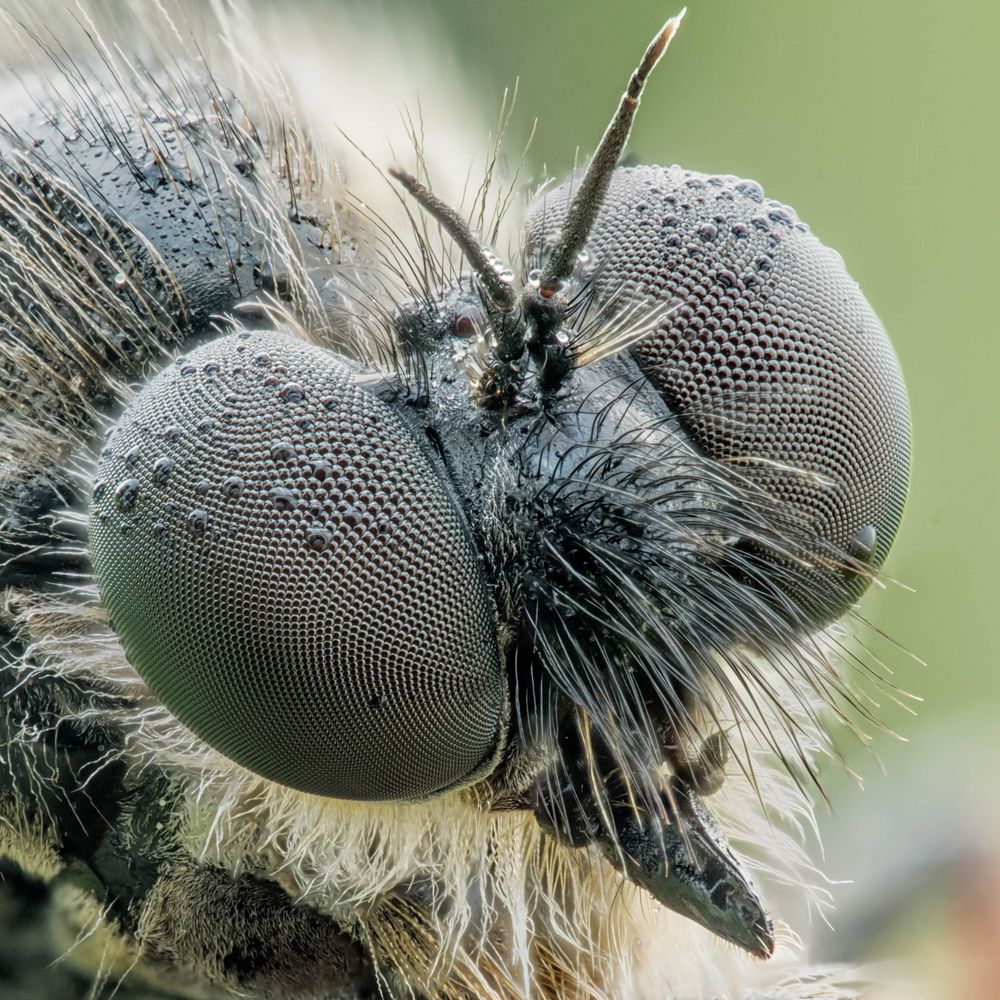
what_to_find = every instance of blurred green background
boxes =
[382,0,997,995]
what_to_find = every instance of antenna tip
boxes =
[660,8,687,48]
[388,166,422,196]
[638,10,686,82]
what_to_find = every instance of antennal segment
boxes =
[517,11,684,398]
[538,11,684,290]
[388,168,517,310]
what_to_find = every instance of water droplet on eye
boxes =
[279,382,305,402]
[112,271,128,290]
[263,375,280,388]
[152,520,168,539]
[270,440,295,462]
[731,222,749,239]
[368,693,387,709]
[119,520,134,535]
[848,524,877,561]
[93,480,106,500]
[735,179,764,201]
[163,426,180,442]
[221,475,245,499]
[310,461,332,482]
[152,457,175,482]
[187,509,208,533]
[756,256,773,272]
[555,331,570,348]
[496,268,514,285]
[124,446,141,466]
[254,353,272,367]
[717,270,738,289]
[115,478,141,511]
[179,365,196,377]
[698,222,718,241]
[341,506,361,529]
[306,526,331,552]
[202,361,220,374]
[576,251,590,266]
[768,207,793,226]
[269,486,295,511]
[527,268,542,285]
[196,418,215,434]
[174,356,188,367]
[320,396,337,411]
[193,479,210,495]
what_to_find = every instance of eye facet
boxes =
[89,331,506,801]
[525,165,911,623]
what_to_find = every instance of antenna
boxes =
[538,12,684,291]
[388,168,517,311]
[391,11,685,406]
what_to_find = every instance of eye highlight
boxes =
[89,331,507,801]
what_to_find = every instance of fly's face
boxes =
[3,5,910,995]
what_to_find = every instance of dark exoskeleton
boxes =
[0,7,909,999]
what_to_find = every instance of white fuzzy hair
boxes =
[10,587,864,999]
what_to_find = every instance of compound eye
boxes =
[526,166,911,624]
[89,331,506,801]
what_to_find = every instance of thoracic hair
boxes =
[0,2,905,999]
